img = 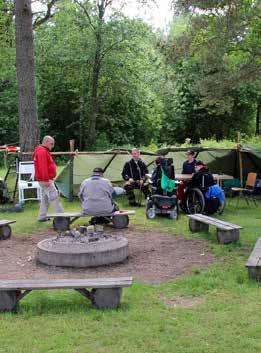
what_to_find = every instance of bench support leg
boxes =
[75,288,92,300]
[247,267,261,282]
[216,229,240,244]
[91,288,122,309]
[0,290,21,312]
[189,219,209,232]
[0,225,12,240]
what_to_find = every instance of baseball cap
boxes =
[92,167,104,174]
[186,149,195,156]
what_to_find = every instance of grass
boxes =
[0,170,260,352]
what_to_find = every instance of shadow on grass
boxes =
[8,290,132,316]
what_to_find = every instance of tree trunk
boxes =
[86,0,105,150]
[15,0,39,155]
[255,102,260,136]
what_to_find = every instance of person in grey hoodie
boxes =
[79,167,117,216]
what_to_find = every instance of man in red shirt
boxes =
[33,136,63,221]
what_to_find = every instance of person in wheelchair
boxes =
[184,160,225,215]
[146,157,178,219]
[151,156,175,194]
[187,160,215,190]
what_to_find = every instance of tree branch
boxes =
[99,37,127,64]
[33,0,58,29]
[74,0,96,32]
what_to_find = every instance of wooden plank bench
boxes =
[246,238,261,282]
[47,210,135,231]
[187,214,243,244]
[0,277,133,312]
[0,220,16,240]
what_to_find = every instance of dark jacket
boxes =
[188,167,215,190]
[182,159,197,174]
[122,158,148,181]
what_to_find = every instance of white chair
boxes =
[18,161,41,202]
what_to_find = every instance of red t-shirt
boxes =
[33,145,57,182]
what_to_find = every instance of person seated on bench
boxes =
[122,148,149,206]
[79,167,118,217]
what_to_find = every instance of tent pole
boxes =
[238,145,243,187]
[68,156,74,202]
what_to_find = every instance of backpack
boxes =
[0,179,10,204]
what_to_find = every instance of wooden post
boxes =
[238,146,243,187]
[68,157,74,202]
[237,131,241,144]
[237,132,243,187]
[69,139,75,152]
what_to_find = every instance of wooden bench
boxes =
[188,214,242,244]
[0,220,16,240]
[246,238,261,282]
[0,277,133,312]
[47,210,135,231]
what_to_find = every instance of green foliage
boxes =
[161,0,260,144]
[34,1,165,150]
[0,0,260,150]
[0,0,18,145]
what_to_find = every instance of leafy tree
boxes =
[35,1,165,150]
[161,0,260,142]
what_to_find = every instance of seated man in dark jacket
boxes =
[187,160,215,190]
[122,148,149,206]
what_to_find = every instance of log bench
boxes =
[0,277,133,312]
[47,210,135,231]
[188,214,242,244]
[0,220,16,240]
[246,238,261,282]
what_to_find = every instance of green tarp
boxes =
[55,147,261,199]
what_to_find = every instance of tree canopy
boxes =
[0,0,260,150]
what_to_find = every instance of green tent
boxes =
[55,147,261,200]
[55,150,156,199]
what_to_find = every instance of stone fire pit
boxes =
[36,225,128,268]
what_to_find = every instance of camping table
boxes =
[175,174,234,186]
[146,173,233,186]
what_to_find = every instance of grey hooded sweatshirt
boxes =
[78,174,115,216]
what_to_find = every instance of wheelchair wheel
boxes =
[216,198,226,215]
[185,188,205,214]
[146,207,156,219]
[169,206,178,220]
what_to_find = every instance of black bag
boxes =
[0,180,10,204]
[204,197,220,215]
[253,179,261,195]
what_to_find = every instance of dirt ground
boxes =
[0,225,216,284]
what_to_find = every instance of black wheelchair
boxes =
[146,157,179,220]
[182,186,226,215]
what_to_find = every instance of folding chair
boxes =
[231,172,257,206]
[18,161,41,202]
